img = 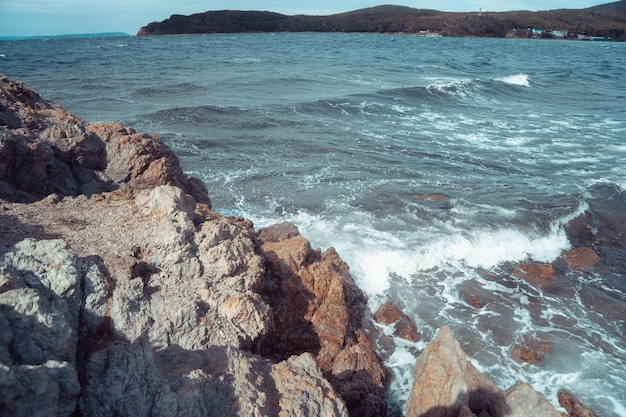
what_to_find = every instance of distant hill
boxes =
[137,2,626,39]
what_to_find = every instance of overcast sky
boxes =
[0,0,604,37]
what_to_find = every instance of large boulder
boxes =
[405,326,562,417]
[404,326,501,417]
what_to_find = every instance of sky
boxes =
[0,0,605,37]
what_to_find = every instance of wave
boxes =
[495,73,530,87]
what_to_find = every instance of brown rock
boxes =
[511,262,556,288]
[560,247,601,272]
[257,222,386,417]
[404,326,502,417]
[558,389,600,417]
[0,73,209,206]
[0,74,355,417]
[374,301,420,342]
[509,335,552,365]
[405,327,562,417]
[416,193,449,202]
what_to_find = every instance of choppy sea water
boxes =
[1,33,625,416]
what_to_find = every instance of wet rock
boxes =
[509,335,551,365]
[560,247,601,272]
[557,388,600,417]
[257,222,386,417]
[511,262,556,288]
[374,301,421,342]
[564,182,626,273]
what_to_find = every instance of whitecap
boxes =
[495,73,530,87]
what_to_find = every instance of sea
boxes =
[1,33,624,416]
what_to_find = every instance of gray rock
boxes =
[0,239,82,417]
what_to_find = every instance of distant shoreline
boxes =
[136,3,626,40]
[0,32,130,41]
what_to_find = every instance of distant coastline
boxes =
[0,32,130,41]
[137,2,626,40]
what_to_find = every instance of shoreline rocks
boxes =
[405,326,562,417]
[0,73,381,416]
[1,73,604,417]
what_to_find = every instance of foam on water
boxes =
[495,73,530,87]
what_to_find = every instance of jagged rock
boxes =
[1,74,362,417]
[271,353,349,417]
[0,73,209,206]
[0,239,82,417]
[497,381,561,417]
[374,301,421,342]
[558,389,600,417]
[405,326,501,417]
[405,326,562,417]
[256,221,387,417]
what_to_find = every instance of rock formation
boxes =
[404,326,562,417]
[0,73,385,416]
[558,389,600,417]
[374,301,421,342]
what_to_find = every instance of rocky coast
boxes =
[0,74,600,417]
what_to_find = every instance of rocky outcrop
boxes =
[404,326,562,417]
[0,74,209,205]
[256,222,387,417]
[0,74,382,416]
[374,301,421,342]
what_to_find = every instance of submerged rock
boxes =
[559,247,601,272]
[511,262,556,289]
[374,301,421,342]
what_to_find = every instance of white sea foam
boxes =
[414,226,570,271]
[496,73,530,87]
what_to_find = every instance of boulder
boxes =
[405,326,562,417]
[374,301,421,342]
[404,326,501,417]
[511,262,556,289]
[496,381,562,417]
[557,389,600,417]
[559,247,601,272]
